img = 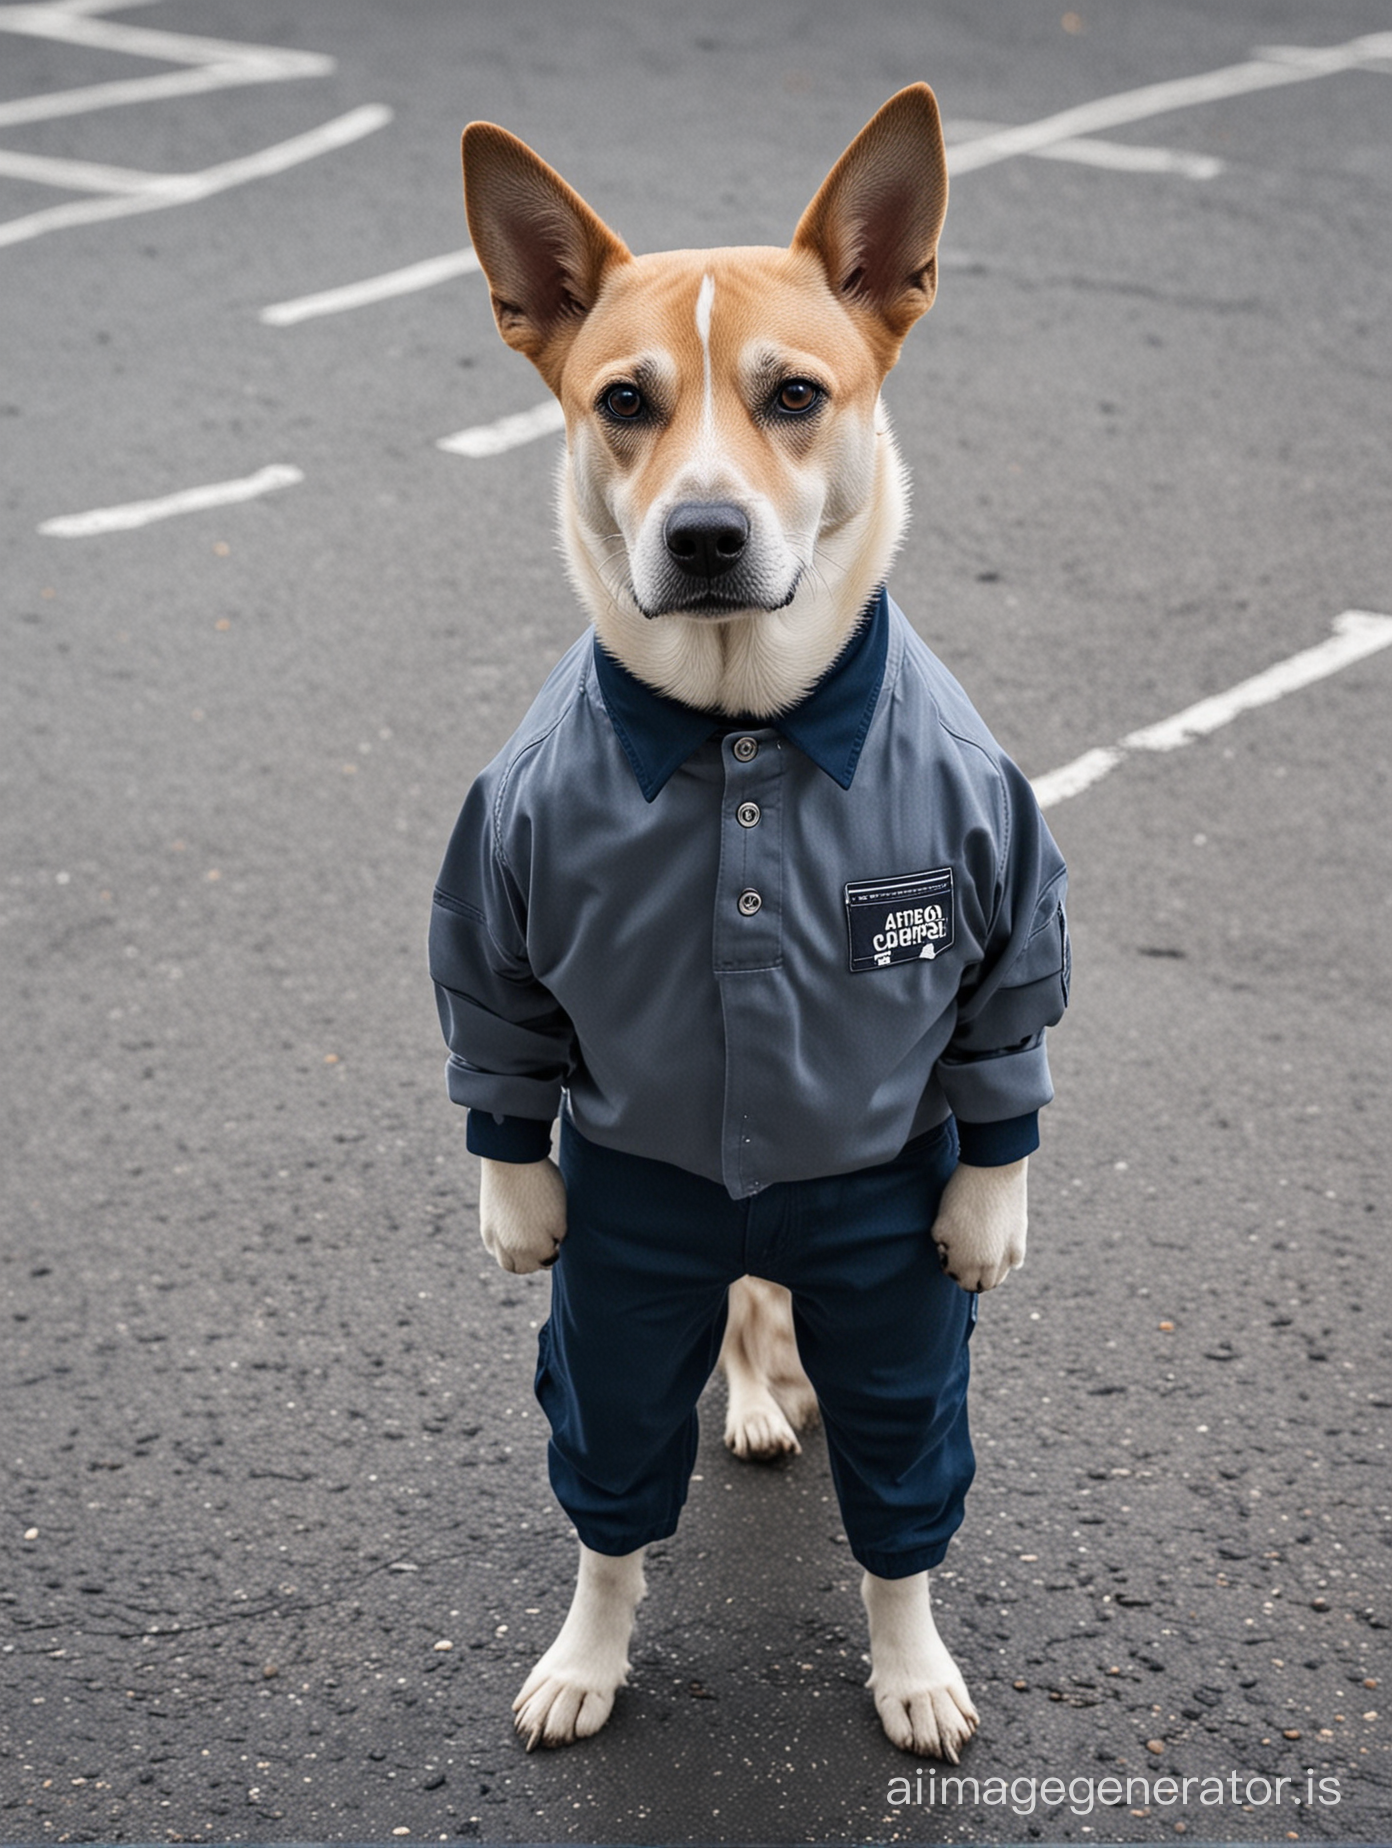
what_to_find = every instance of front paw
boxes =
[479,1156,567,1274]
[932,1158,1028,1294]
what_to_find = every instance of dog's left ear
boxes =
[792,84,948,362]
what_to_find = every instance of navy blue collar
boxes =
[594,586,890,801]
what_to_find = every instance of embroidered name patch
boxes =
[845,868,955,972]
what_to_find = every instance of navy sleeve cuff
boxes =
[955,1110,1039,1167]
[465,1110,554,1163]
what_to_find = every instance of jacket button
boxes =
[732,735,758,762]
[737,889,762,916]
[736,801,760,828]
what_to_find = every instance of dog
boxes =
[431,84,1069,1761]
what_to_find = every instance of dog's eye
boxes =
[602,383,646,420]
[774,378,822,416]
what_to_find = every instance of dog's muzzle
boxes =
[637,500,797,619]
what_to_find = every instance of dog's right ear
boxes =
[462,124,632,394]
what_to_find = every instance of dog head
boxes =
[461,87,948,716]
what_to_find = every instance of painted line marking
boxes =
[0,0,389,246]
[946,119,1222,180]
[437,400,566,459]
[0,4,333,129]
[949,33,1392,174]
[0,148,161,192]
[0,62,306,131]
[0,59,319,132]
[0,4,334,72]
[39,463,303,536]
[0,104,392,249]
[1031,611,1392,809]
[261,247,481,326]
[1030,747,1127,808]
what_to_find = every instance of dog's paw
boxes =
[862,1568,979,1760]
[931,1157,1027,1294]
[479,1155,567,1274]
[513,1666,620,1751]
[724,1392,802,1461]
[511,1544,644,1750]
[872,1672,980,1762]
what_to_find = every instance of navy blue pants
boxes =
[535,1115,977,1580]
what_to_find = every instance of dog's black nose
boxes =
[663,501,750,579]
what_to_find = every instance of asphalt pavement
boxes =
[2,1,1390,1843]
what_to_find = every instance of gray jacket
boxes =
[430,590,1069,1200]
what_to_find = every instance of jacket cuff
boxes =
[445,1053,564,1122]
[937,1036,1054,1125]
[956,1111,1039,1168]
[465,1111,554,1163]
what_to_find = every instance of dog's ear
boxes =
[462,123,632,393]
[791,84,948,361]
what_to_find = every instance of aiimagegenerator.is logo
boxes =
[885,1764,1345,1821]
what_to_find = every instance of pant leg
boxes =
[539,1119,742,1556]
[758,1122,977,1579]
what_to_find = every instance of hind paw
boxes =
[873,1674,979,1761]
[513,1669,619,1750]
[724,1393,802,1461]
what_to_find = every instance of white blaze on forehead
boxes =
[695,272,715,348]
[695,272,716,438]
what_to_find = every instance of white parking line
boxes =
[0,148,159,192]
[261,248,481,326]
[0,104,392,249]
[0,3,333,69]
[1032,611,1392,809]
[0,0,390,247]
[0,4,332,129]
[438,400,567,459]
[945,119,1222,180]
[0,62,308,131]
[39,463,303,536]
[949,32,1392,174]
